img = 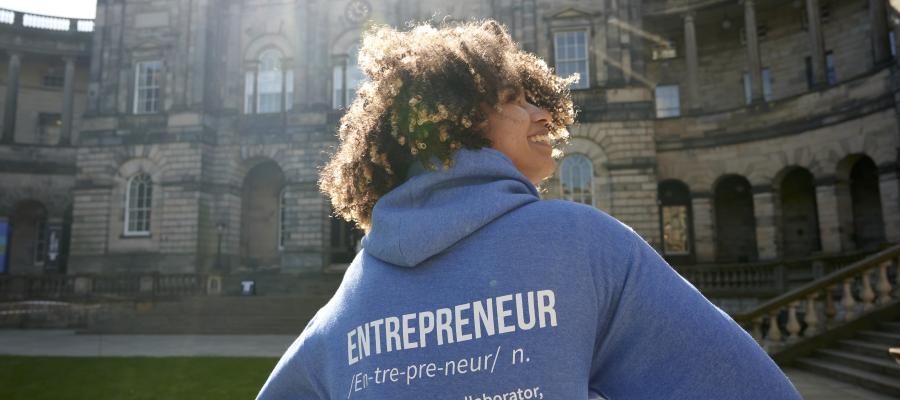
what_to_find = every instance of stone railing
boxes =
[733,243,900,355]
[0,273,219,301]
[680,251,873,299]
[0,8,94,33]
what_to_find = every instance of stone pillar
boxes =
[753,189,780,261]
[691,195,716,262]
[60,57,76,146]
[251,64,259,114]
[869,0,891,65]
[834,180,857,251]
[2,52,21,144]
[879,170,900,242]
[814,181,843,254]
[806,0,827,87]
[683,12,700,112]
[743,0,763,102]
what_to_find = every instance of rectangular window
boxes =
[891,31,897,58]
[133,61,162,114]
[743,69,772,104]
[332,65,344,110]
[554,31,589,89]
[244,71,254,114]
[654,85,680,118]
[825,51,836,85]
[42,70,63,88]
[37,112,62,145]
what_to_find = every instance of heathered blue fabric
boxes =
[256,147,802,400]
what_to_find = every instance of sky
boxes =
[0,0,97,19]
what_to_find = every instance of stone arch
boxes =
[109,158,164,245]
[244,34,294,63]
[837,154,885,250]
[240,159,285,269]
[775,166,821,258]
[713,174,758,263]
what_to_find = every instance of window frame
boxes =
[278,188,287,251]
[559,154,595,206]
[553,30,590,90]
[124,173,153,237]
[133,60,162,115]
[654,84,681,118]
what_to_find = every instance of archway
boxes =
[9,200,48,273]
[849,156,885,249]
[714,175,757,263]
[779,168,821,258]
[240,161,285,268]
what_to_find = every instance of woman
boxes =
[257,20,801,400]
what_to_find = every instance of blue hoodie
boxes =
[256,147,801,400]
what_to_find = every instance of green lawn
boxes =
[0,356,280,400]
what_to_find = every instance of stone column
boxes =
[879,169,900,242]
[60,57,76,146]
[814,180,843,254]
[869,0,891,65]
[834,179,856,251]
[691,195,716,262]
[683,12,700,112]
[743,0,763,102]
[2,52,21,144]
[753,188,780,261]
[806,0,827,87]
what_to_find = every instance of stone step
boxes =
[856,330,900,346]
[795,357,900,398]
[837,339,895,359]
[812,348,900,379]
[878,321,900,334]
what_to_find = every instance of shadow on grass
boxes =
[0,356,280,400]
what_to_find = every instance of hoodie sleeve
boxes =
[587,227,802,399]
[256,330,325,400]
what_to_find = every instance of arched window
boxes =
[125,174,153,235]
[245,49,293,114]
[560,154,594,206]
[332,43,365,109]
[278,188,287,250]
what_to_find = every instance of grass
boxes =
[0,356,280,400]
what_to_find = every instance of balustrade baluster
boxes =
[825,285,837,323]
[786,301,801,342]
[877,260,893,305]
[861,268,875,311]
[767,311,782,345]
[804,292,819,337]
[842,278,857,321]
[751,317,763,343]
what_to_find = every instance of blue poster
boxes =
[0,217,8,274]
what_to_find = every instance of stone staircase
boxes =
[794,315,900,397]
[82,295,330,334]
[732,243,900,397]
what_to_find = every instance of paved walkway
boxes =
[0,330,891,399]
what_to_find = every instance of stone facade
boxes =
[0,0,898,289]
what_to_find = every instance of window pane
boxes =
[561,155,593,206]
[662,205,690,254]
[655,85,680,118]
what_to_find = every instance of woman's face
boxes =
[481,90,556,185]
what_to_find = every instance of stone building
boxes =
[0,0,898,287]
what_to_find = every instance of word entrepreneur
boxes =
[347,290,558,365]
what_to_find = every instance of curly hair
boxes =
[318,19,577,232]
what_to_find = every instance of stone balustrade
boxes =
[733,243,900,354]
[0,273,216,301]
[0,8,93,33]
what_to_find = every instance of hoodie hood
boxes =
[361,147,540,267]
